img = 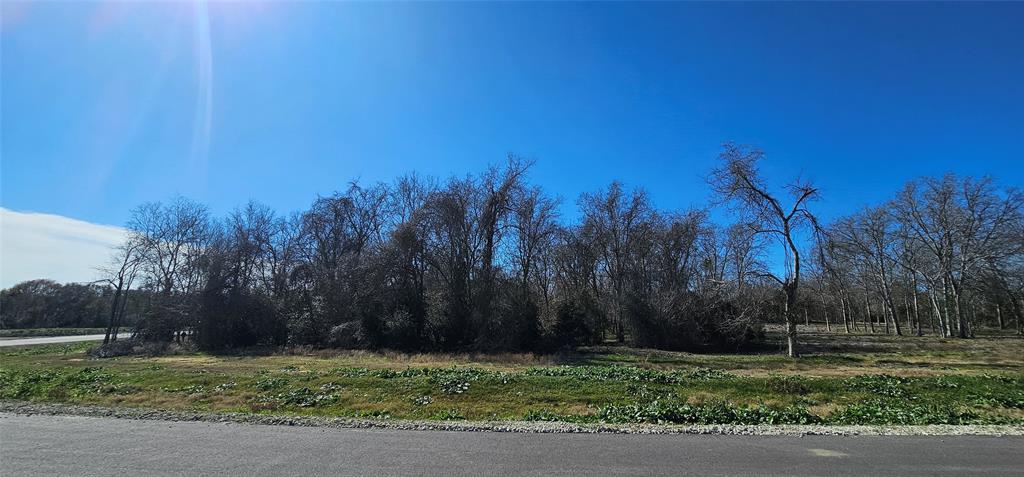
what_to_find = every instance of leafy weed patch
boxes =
[598,400,820,425]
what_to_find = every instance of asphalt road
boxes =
[1,414,1022,476]
[0,333,130,347]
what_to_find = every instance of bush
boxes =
[845,375,911,398]
[522,409,569,422]
[970,391,1024,409]
[765,375,810,395]
[829,399,991,425]
[328,321,369,349]
[252,386,340,408]
[88,338,176,358]
[196,288,286,350]
[432,409,466,420]
[381,309,419,350]
[502,298,542,351]
[255,376,290,391]
[133,302,188,343]
[0,367,135,400]
[523,365,732,384]
[631,293,764,352]
[550,299,595,349]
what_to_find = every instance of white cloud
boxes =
[0,207,126,289]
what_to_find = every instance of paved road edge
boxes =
[2,401,1022,436]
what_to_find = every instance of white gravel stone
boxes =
[2,400,1022,436]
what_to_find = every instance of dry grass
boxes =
[8,327,1020,378]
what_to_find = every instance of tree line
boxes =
[105,154,772,353]
[0,280,122,330]
[3,145,1021,356]
[810,172,1024,339]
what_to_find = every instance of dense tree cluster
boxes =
[3,146,1020,355]
[0,280,124,329]
[103,153,780,352]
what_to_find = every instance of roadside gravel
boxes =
[3,400,1022,436]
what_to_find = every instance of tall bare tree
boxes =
[832,206,903,336]
[709,143,821,357]
[579,181,654,342]
[894,175,1023,337]
[98,237,143,344]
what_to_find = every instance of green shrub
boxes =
[969,392,1024,409]
[427,368,512,394]
[253,387,339,407]
[255,376,289,391]
[352,409,392,419]
[845,375,911,398]
[411,395,433,406]
[0,367,131,399]
[432,409,466,420]
[162,384,208,395]
[765,375,810,395]
[523,365,732,384]
[597,400,819,425]
[521,409,585,422]
[828,399,992,425]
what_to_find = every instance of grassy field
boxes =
[0,328,116,338]
[1,328,1022,426]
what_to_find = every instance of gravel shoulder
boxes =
[3,400,1022,436]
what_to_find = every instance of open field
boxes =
[2,329,1022,426]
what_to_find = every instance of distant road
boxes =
[0,333,129,347]
[2,414,1022,476]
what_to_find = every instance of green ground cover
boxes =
[2,330,1022,426]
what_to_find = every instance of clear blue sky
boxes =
[2,1,1022,228]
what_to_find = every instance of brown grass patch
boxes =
[809,403,840,418]
[685,391,716,405]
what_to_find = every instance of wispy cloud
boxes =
[0,208,126,289]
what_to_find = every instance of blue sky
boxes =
[1,2,1022,285]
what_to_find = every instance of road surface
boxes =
[1,414,1022,476]
[0,333,130,347]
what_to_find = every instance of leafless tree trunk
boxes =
[820,295,831,332]
[840,295,851,333]
[865,297,875,334]
[709,144,821,357]
[99,238,142,345]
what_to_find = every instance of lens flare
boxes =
[190,0,213,182]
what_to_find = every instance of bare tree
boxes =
[511,185,560,297]
[72,155,1017,355]
[709,143,821,357]
[580,181,654,342]
[832,206,903,336]
[894,175,1023,337]
[98,237,142,344]
[129,197,211,296]
[475,157,532,344]
[128,197,211,341]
